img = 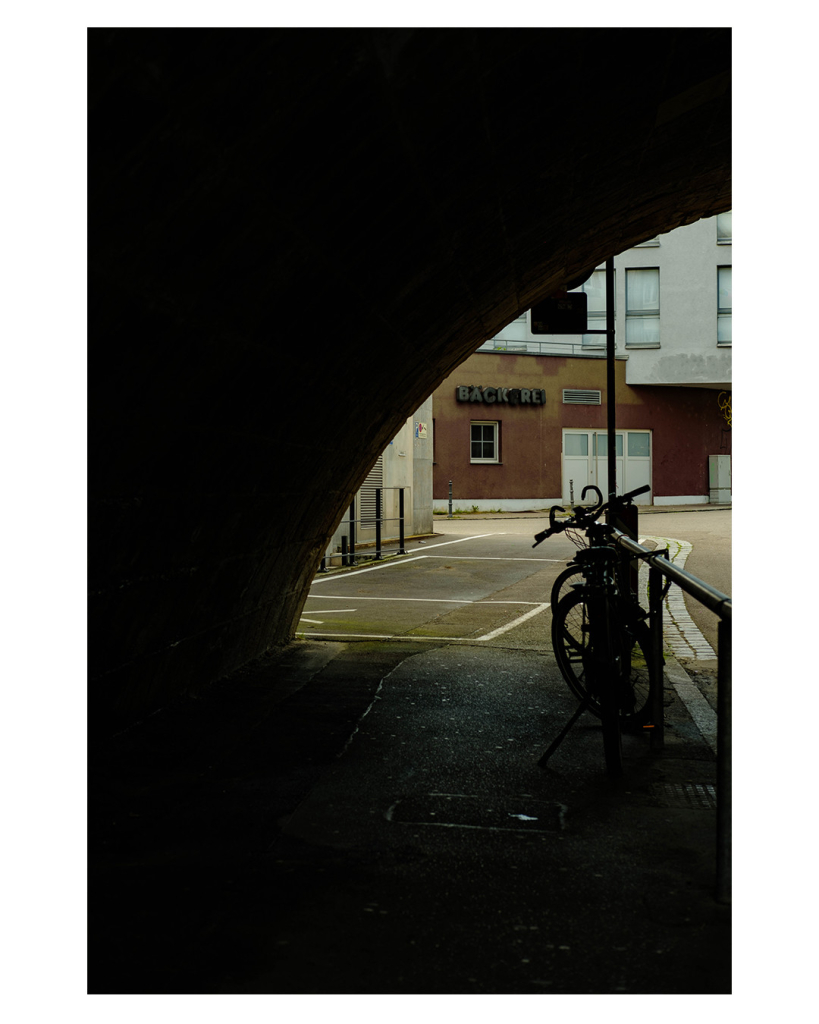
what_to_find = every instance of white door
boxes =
[562,429,651,504]
[562,431,592,504]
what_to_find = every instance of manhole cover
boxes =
[386,793,567,832]
[651,782,717,809]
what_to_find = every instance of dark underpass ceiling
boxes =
[88,27,731,730]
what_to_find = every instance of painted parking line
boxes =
[307,595,544,605]
[299,608,357,625]
[423,555,564,563]
[298,601,551,643]
[311,534,507,585]
[475,602,550,640]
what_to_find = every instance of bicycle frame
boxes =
[535,483,657,776]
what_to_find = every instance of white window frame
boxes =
[717,265,732,346]
[470,421,500,464]
[625,267,661,348]
[717,211,732,244]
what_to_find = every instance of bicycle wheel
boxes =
[551,590,653,727]
[550,565,584,610]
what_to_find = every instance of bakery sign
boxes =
[456,385,546,407]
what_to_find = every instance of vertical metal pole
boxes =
[716,616,732,903]
[318,555,327,573]
[349,496,356,565]
[448,480,453,518]
[648,564,665,749]
[374,487,382,560]
[606,257,617,501]
[399,488,407,554]
[341,535,349,567]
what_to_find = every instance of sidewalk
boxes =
[89,634,730,994]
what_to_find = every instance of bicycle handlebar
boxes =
[532,483,651,547]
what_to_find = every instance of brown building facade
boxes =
[431,351,732,509]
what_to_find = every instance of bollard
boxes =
[374,488,382,560]
[398,488,406,554]
[349,496,356,565]
[448,480,453,518]
[341,535,349,567]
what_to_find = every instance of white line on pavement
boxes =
[422,555,563,563]
[307,595,543,605]
[475,603,551,640]
[311,555,428,583]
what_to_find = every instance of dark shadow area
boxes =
[89,27,730,730]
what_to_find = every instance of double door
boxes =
[562,429,652,505]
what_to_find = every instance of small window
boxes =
[565,433,589,457]
[717,211,732,244]
[593,433,624,457]
[633,236,660,247]
[626,268,660,347]
[718,266,732,345]
[470,421,499,463]
[628,432,651,458]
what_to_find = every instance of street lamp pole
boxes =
[606,256,616,502]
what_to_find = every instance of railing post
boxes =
[399,488,407,554]
[448,480,453,518]
[318,555,328,573]
[349,496,356,565]
[648,565,665,749]
[716,616,732,904]
[341,535,349,567]
[374,487,382,560]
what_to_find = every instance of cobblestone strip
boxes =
[638,536,716,660]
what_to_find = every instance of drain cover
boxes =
[651,783,717,809]
[386,793,567,832]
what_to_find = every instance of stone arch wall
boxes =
[89,28,730,729]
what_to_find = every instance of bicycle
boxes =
[533,483,664,776]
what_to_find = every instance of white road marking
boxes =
[423,555,563,563]
[311,555,428,583]
[311,534,507,586]
[417,534,506,549]
[296,632,502,642]
[307,595,543,605]
[475,603,551,640]
[301,608,357,613]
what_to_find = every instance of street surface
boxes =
[90,507,731,994]
[301,508,731,673]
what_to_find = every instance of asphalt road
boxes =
[90,507,731,995]
[301,508,731,663]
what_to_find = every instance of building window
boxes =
[625,268,660,347]
[574,269,613,348]
[633,236,660,247]
[470,421,500,463]
[717,211,732,244]
[718,266,732,345]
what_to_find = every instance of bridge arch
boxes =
[89,28,730,728]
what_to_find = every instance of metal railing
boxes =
[318,487,410,572]
[611,528,732,904]
[477,338,614,358]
